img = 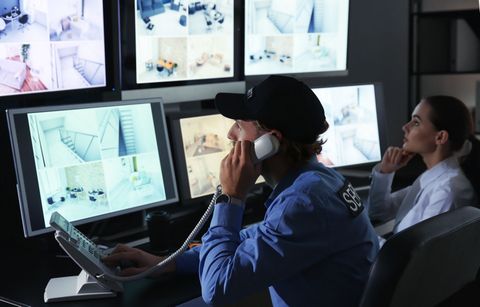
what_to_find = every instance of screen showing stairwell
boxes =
[7,99,178,237]
[0,0,107,97]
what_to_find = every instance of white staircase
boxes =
[119,109,136,155]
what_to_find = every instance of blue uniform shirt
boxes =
[176,161,379,306]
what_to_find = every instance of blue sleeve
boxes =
[175,245,200,274]
[199,196,330,306]
[239,222,259,240]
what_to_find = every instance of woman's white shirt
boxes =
[368,156,476,234]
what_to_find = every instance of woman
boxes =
[368,96,480,240]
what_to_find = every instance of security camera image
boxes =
[39,162,110,227]
[188,0,233,35]
[137,37,188,82]
[188,35,233,79]
[245,35,294,75]
[135,0,234,83]
[245,0,349,75]
[313,84,381,167]
[28,109,102,169]
[0,0,106,97]
[27,103,168,228]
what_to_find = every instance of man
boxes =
[103,75,379,306]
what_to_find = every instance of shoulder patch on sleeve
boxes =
[337,180,364,217]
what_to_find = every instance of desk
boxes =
[2,245,201,306]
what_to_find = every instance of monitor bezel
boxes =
[0,0,120,104]
[7,98,179,237]
[308,81,388,170]
[119,0,245,103]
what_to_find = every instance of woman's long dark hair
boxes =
[424,96,480,204]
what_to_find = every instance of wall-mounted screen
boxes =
[7,99,178,237]
[168,111,264,200]
[0,0,109,97]
[245,0,349,76]
[134,0,234,84]
[120,0,244,103]
[312,83,386,168]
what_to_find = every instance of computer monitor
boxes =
[7,99,178,237]
[244,0,349,76]
[0,0,115,99]
[168,110,264,201]
[312,83,387,168]
[120,0,244,103]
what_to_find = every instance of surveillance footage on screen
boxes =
[245,0,349,76]
[313,84,382,168]
[0,0,106,97]
[27,104,167,227]
[135,0,235,83]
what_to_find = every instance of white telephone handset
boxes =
[252,133,280,163]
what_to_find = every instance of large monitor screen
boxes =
[134,0,235,84]
[120,0,244,104]
[312,83,385,168]
[245,0,349,76]
[0,0,109,97]
[7,99,178,237]
[169,111,264,200]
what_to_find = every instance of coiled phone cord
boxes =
[97,185,222,282]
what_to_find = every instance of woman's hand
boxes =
[379,146,415,174]
[102,244,175,277]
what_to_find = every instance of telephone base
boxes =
[44,270,117,303]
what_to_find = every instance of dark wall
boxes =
[1,101,22,244]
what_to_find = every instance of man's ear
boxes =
[435,130,449,145]
[270,129,283,142]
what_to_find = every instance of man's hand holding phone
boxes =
[220,141,262,201]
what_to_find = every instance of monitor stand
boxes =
[44,270,117,303]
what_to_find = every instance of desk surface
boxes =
[2,246,200,307]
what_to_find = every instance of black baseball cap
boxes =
[215,75,327,144]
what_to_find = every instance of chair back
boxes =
[360,206,480,307]
[19,14,28,24]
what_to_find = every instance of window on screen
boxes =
[135,0,235,83]
[0,0,106,97]
[245,0,349,75]
[313,85,382,168]
[28,104,167,227]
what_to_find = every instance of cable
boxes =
[96,185,223,282]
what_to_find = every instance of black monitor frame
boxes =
[7,98,179,237]
[0,0,120,105]
[119,0,245,103]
